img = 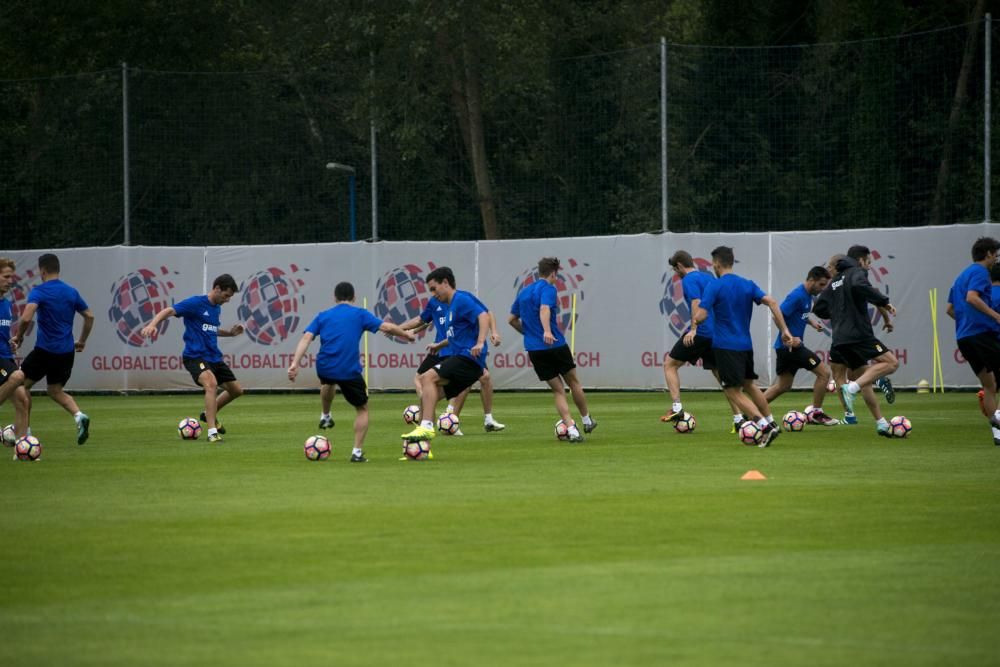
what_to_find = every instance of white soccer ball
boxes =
[1,424,16,447]
[438,412,460,435]
[177,417,202,440]
[673,412,696,433]
[782,411,807,432]
[402,404,421,424]
[738,421,762,446]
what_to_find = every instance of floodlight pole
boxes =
[986,13,992,224]
[326,162,357,241]
[122,62,131,245]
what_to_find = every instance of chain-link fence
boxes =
[0,22,994,249]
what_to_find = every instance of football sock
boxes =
[733,414,744,424]
[756,417,769,430]
[847,381,861,394]
[766,415,776,425]
[446,404,456,414]
[582,415,593,426]
[804,405,815,414]
[672,402,683,413]
[420,419,434,430]
[992,427,1000,439]
[321,412,331,420]
[74,411,84,422]
[484,413,494,423]
[208,427,218,436]
[994,410,1000,422]
[352,447,363,457]
[876,417,889,428]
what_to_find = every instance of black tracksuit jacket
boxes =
[812,257,891,346]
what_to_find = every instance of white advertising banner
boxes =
[3,223,996,391]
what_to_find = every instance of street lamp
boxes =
[326,162,357,241]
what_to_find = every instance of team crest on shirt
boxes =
[658,257,714,339]
[374,262,437,345]
[108,267,177,347]
[511,258,587,334]
[237,266,307,346]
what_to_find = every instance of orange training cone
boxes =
[741,470,767,481]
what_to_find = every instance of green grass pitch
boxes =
[1,390,998,666]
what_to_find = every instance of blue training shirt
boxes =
[27,279,89,354]
[445,290,489,368]
[173,295,224,363]
[681,270,715,339]
[699,273,766,352]
[773,283,813,350]
[511,280,565,352]
[0,298,13,359]
[949,263,1000,340]
[305,303,383,379]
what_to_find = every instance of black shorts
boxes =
[21,348,74,386]
[668,334,716,370]
[775,346,822,377]
[828,347,847,366]
[317,375,369,407]
[0,357,17,385]
[183,358,238,386]
[957,332,1000,377]
[528,345,576,382]
[417,353,441,375]
[434,356,485,399]
[831,339,890,370]
[714,349,757,388]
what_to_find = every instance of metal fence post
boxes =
[122,62,131,245]
[986,14,992,223]
[660,37,668,233]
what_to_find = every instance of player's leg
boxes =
[805,361,839,425]
[318,381,336,429]
[478,370,504,431]
[762,373,794,403]
[563,369,596,433]
[849,350,899,391]
[0,362,25,406]
[14,385,31,438]
[43,351,89,444]
[196,369,224,441]
[547,375,583,442]
[338,378,370,462]
[215,381,244,413]
[404,367,452,440]
[352,403,369,455]
[661,356,686,421]
[830,360,854,423]
[711,369,744,432]
[848,366,890,436]
[723,385,759,422]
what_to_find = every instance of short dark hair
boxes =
[847,245,870,261]
[971,237,1000,262]
[710,246,734,268]
[807,266,831,282]
[538,257,561,277]
[991,262,1000,282]
[668,250,694,270]
[213,273,238,292]
[426,266,456,288]
[334,281,354,301]
[38,253,60,274]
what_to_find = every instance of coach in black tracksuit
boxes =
[812,247,899,432]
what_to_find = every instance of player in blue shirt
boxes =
[947,237,1000,446]
[0,254,94,445]
[761,266,839,426]
[402,267,491,444]
[396,289,505,433]
[288,282,414,462]
[142,274,244,443]
[0,258,32,441]
[660,249,742,431]
[692,246,793,447]
[976,261,1000,417]
[509,257,596,442]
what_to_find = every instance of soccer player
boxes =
[691,246,793,447]
[946,237,1000,445]
[394,288,505,433]
[402,267,492,444]
[812,246,898,437]
[287,281,415,462]
[141,274,244,443]
[762,265,840,425]
[508,257,596,442]
[0,253,93,444]
[975,260,1000,416]
[0,258,31,439]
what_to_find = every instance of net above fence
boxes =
[0,22,994,249]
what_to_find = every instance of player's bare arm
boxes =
[539,304,556,345]
[378,321,417,343]
[683,298,700,346]
[287,332,315,381]
[965,290,1000,324]
[219,323,245,337]
[76,308,95,352]
[508,314,524,335]
[140,306,176,338]
[471,311,490,357]
[762,295,794,347]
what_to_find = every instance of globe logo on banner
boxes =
[659,257,714,338]
[237,266,307,346]
[373,263,436,344]
[9,265,44,340]
[511,258,587,333]
[108,267,176,346]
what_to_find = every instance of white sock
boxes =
[733,414,744,424]
[568,423,581,435]
[352,447,363,457]
[847,381,861,394]
[766,415,776,425]
[804,405,815,413]
[446,404,456,414]
[757,417,769,430]
[484,413,494,423]
[992,427,1000,438]
[74,411,84,422]
[208,427,218,436]
[672,402,683,413]
[876,417,888,428]
[420,419,434,430]
[582,414,593,426]
[994,410,1000,422]
[321,412,331,419]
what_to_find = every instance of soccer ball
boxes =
[438,412,460,435]
[889,415,912,438]
[177,417,202,440]
[782,411,807,432]
[404,439,432,460]
[2,424,16,447]
[304,435,331,461]
[14,435,41,461]
[738,421,762,446]
[673,412,696,433]
[554,419,571,441]
[403,404,421,424]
